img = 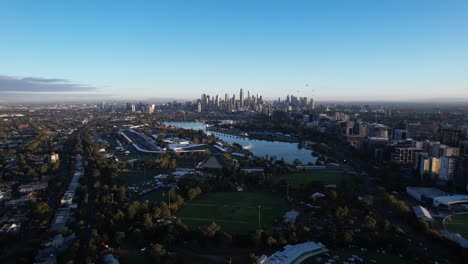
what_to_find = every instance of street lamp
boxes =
[168,190,171,208]
[258,205,262,229]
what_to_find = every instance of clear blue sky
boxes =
[1,0,467,102]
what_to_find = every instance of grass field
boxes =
[274,171,347,187]
[176,192,289,234]
[137,189,168,204]
[444,213,468,239]
[303,248,410,264]
[121,169,169,185]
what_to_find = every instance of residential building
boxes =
[439,128,461,147]
[439,156,457,182]
[390,147,422,165]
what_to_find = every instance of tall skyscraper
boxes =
[239,88,244,108]
[197,102,202,113]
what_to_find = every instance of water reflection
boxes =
[164,121,317,164]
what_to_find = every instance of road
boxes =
[76,154,97,264]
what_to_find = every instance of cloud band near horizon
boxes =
[0,75,96,92]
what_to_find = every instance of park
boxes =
[176,192,289,234]
[274,170,348,187]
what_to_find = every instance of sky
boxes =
[1,0,468,103]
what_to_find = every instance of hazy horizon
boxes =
[1,1,468,102]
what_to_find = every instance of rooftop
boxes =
[412,206,432,221]
[433,195,468,207]
[259,241,328,264]
[406,187,448,200]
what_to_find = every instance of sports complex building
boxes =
[406,187,468,209]
[258,241,328,264]
[433,195,468,209]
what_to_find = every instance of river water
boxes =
[164,121,317,165]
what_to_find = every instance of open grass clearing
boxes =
[136,189,169,204]
[176,192,289,234]
[121,168,169,185]
[274,171,348,187]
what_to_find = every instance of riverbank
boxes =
[207,126,299,143]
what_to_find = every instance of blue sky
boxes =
[1,0,467,102]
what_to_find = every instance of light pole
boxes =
[168,190,171,208]
[258,205,262,229]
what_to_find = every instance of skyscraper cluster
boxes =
[198,89,265,113]
[197,89,315,113]
[125,102,155,114]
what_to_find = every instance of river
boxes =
[164,121,317,165]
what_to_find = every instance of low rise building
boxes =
[19,182,48,193]
[406,187,447,202]
[433,195,468,208]
[412,206,433,222]
[258,241,328,264]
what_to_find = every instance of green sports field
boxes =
[274,171,347,187]
[176,192,289,234]
[444,213,468,239]
[137,189,168,204]
[121,169,168,185]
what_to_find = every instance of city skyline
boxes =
[1,0,468,102]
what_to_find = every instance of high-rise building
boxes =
[391,129,408,142]
[439,128,461,147]
[440,156,457,182]
[439,145,460,157]
[390,147,422,165]
[459,141,468,156]
[368,123,388,138]
[431,157,441,179]
[239,89,244,108]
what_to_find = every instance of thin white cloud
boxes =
[0,75,96,92]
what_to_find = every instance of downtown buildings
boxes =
[196,89,314,114]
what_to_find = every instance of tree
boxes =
[127,201,140,220]
[39,164,49,175]
[364,215,377,231]
[149,243,166,262]
[201,222,220,238]
[187,187,202,201]
[293,159,302,166]
[113,232,125,246]
[34,202,52,219]
[335,206,349,219]
[266,236,277,248]
[340,231,353,244]
[251,229,263,248]
[248,253,259,264]
[362,195,374,210]
[143,213,153,230]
